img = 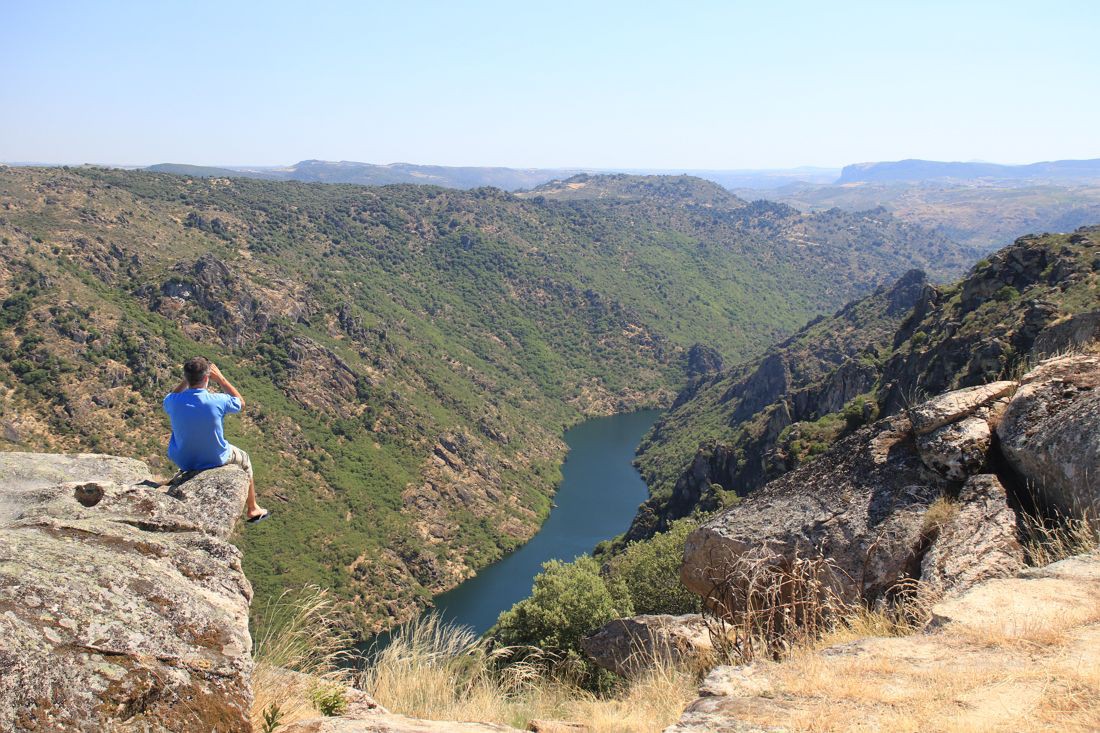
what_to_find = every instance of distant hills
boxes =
[146,160,588,191]
[143,160,842,191]
[838,158,1100,184]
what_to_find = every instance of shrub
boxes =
[609,519,701,615]
[494,555,632,658]
[308,684,349,716]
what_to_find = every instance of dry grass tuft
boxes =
[921,496,958,535]
[1019,507,1098,567]
[358,614,696,732]
[701,549,849,664]
[250,586,354,729]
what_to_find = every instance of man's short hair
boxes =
[183,356,212,387]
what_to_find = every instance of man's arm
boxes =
[209,363,245,409]
[171,379,189,393]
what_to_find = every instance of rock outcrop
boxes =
[666,552,1100,733]
[680,377,1027,611]
[997,352,1100,520]
[919,474,1025,593]
[0,453,253,732]
[580,614,714,678]
[634,228,1099,545]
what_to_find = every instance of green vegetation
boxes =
[0,166,976,634]
[494,556,632,669]
[607,518,701,615]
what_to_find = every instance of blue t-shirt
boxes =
[163,389,242,471]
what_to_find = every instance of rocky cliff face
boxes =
[632,227,1100,542]
[680,352,1096,619]
[0,453,253,732]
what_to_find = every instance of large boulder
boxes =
[681,414,946,608]
[581,614,714,678]
[920,474,1025,593]
[0,453,254,732]
[681,379,1022,611]
[916,416,993,481]
[996,353,1100,520]
[908,381,1016,435]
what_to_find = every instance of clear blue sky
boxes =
[2,1,1098,169]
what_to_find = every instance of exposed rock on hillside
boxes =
[919,474,1025,592]
[581,614,714,678]
[630,270,931,541]
[0,453,253,732]
[635,227,1100,543]
[997,352,1100,520]
[666,552,1100,732]
[680,378,1027,609]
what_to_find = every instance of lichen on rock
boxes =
[0,452,254,732]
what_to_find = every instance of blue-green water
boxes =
[366,409,660,649]
[430,409,660,636]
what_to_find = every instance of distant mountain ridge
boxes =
[839,158,1100,184]
[143,161,841,191]
[137,156,1100,192]
[147,160,588,191]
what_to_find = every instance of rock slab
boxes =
[581,613,714,678]
[920,474,1025,593]
[681,414,946,608]
[0,453,254,732]
[997,353,1100,520]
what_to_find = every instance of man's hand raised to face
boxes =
[208,363,225,385]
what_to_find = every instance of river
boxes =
[377,408,661,644]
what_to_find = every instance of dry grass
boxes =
[702,549,847,664]
[358,614,697,732]
[250,586,354,729]
[692,538,1100,733]
[765,623,1100,733]
[1019,504,1098,567]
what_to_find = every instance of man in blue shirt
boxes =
[164,356,269,522]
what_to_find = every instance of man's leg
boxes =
[245,476,265,519]
[226,445,267,519]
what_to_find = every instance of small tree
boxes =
[609,519,701,616]
[494,555,632,656]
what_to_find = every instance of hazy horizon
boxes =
[5,157,1100,173]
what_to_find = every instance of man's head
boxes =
[183,356,212,388]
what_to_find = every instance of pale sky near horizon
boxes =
[2,1,1098,169]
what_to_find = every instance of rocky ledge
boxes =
[0,453,253,732]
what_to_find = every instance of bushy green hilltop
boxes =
[629,227,1100,541]
[0,166,975,633]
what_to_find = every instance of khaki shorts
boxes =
[224,444,254,478]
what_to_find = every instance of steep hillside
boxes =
[0,167,971,634]
[631,227,1100,540]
